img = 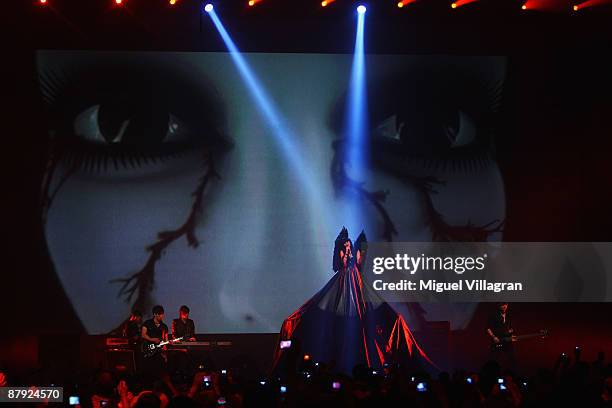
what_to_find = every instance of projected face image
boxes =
[37,52,506,333]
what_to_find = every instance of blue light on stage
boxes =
[204,3,213,13]
[206,8,333,230]
[357,5,366,14]
[342,4,368,233]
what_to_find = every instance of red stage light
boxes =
[304,354,311,361]
[39,0,47,4]
[248,0,262,6]
[115,0,123,5]
[522,0,595,11]
[452,0,480,8]
[572,0,612,10]
[170,0,177,5]
[397,0,417,8]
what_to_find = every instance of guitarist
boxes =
[486,302,517,370]
[141,305,169,377]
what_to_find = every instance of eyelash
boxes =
[51,138,202,173]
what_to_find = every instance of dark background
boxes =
[3,0,612,373]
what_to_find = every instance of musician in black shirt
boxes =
[172,305,196,341]
[487,302,514,343]
[122,310,142,346]
[486,302,517,370]
[141,305,169,377]
[142,305,169,344]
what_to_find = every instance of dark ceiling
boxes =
[23,0,612,53]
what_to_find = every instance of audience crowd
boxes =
[1,348,610,407]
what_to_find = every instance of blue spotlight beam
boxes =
[347,9,367,181]
[207,8,332,229]
[343,7,368,233]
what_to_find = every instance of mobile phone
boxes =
[280,385,287,393]
[221,369,227,375]
[100,400,109,407]
[416,382,427,392]
[280,340,291,349]
[203,375,211,382]
[217,396,226,405]
[69,396,80,405]
[500,384,507,391]
[497,378,504,384]
[332,381,341,390]
[466,377,473,384]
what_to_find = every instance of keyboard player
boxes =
[172,305,196,342]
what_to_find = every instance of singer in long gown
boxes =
[272,227,435,375]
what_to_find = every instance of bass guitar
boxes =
[491,329,548,351]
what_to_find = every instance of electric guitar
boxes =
[491,329,549,351]
[142,337,183,358]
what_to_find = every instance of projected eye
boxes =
[74,104,192,146]
[40,61,229,172]
[444,110,476,148]
[373,109,477,153]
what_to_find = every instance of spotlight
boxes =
[39,0,47,4]
[397,0,417,7]
[450,0,480,7]
[303,354,311,361]
[204,3,213,12]
[573,4,579,10]
[357,4,366,14]
[521,4,526,9]
[115,0,122,4]
[248,0,262,6]
[206,6,333,231]
[169,0,177,4]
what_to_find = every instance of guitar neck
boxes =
[503,332,546,342]
[515,333,542,340]
[158,337,183,347]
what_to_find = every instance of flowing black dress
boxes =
[272,228,435,375]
